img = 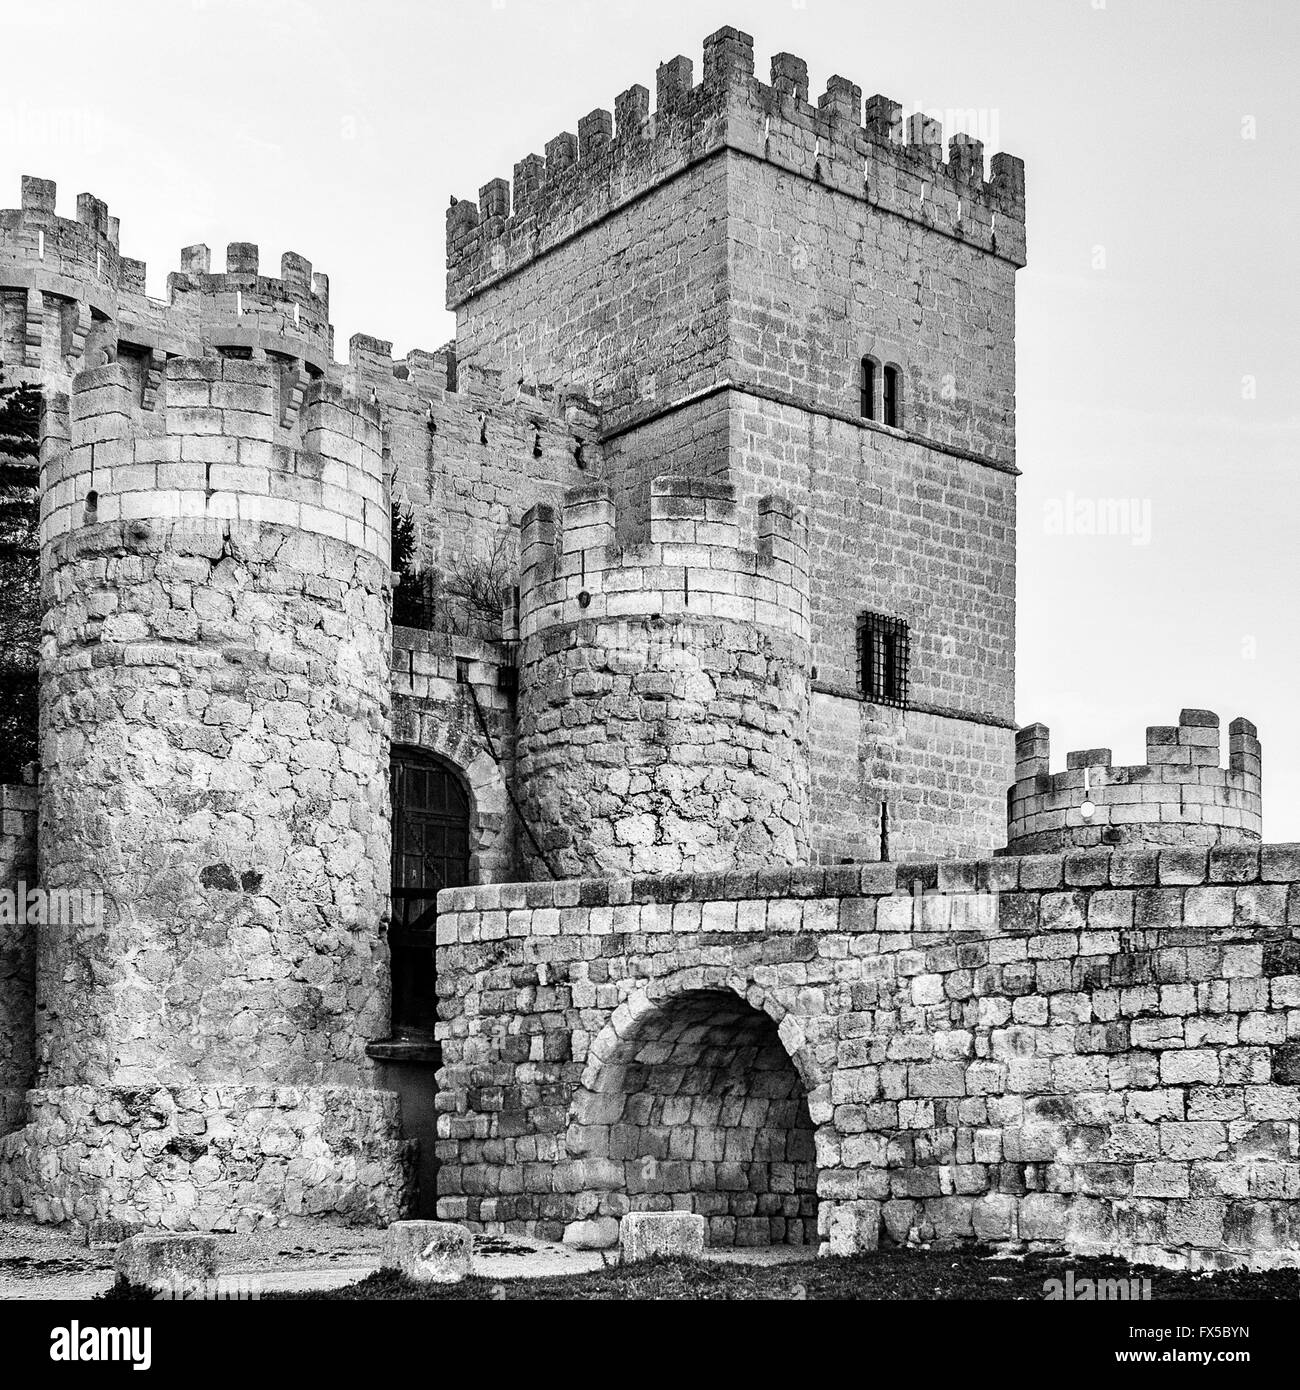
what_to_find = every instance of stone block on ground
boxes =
[563,1216,620,1249]
[86,1220,144,1251]
[382,1220,473,1283]
[619,1211,706,1262]
[114,1234,217,1293]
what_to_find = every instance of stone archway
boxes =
[567,977,821,1248]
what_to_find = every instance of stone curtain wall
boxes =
[0,782,36,1137]
[0,359,412,1230]
[347,337,604,595]
[436,843,1300,1267]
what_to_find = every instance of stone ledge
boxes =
[436,845,1300,917]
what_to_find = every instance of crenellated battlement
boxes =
[0,176,122,286]
[447,25,1026,307]
[518,473,809,642]
[40,357,388,565]
[1005,710,1262,855]
[164,241,333,369]
[0,176,132,381]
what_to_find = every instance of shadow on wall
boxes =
[568,988,818,1247]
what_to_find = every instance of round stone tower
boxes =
[1005,710,1262,855]
[6,356,408,1229]
[516,475,811,877]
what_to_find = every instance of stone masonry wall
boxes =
[436,844,1300,1268]
[0,357,412,1229]
[1008,712,1263,856]
[516,476,811,877]
[392,625,519,885]
[450,154,731,428]
[810,698,1012,864]
[443,29,1023,872]
[740,396,1017,862]
[0,782,37,1137]
[345,335,604,595]
[447,28,1025,438]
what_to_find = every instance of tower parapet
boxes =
[0,177,125,383]
[448,25,1026,308]
[165,241,333,371]
[1005,710,1262,855]
[516,475,811,877]
[42,356,387,565]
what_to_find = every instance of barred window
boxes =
[858,612,910,709]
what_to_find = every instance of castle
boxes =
[0,28,1294,1269]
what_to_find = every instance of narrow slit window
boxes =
[882,365,900,427]
[858,612,910,709]
[860,357,877,420]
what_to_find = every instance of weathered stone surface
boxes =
[114,1234,216,1292]
[563,1216,620,1250]
[382,1221,473,1283]
[0,1083,412,1231]
[0,360,410,1231]
[620,1212,706,1262]
[86,1220,144,1250]
[437,849,1300,1269]
[1007,714,1261,857]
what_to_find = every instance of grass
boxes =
[252,1247,1300,1301]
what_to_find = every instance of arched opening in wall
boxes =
[882,363,902,428]
[389,745,470,1040]
[572,989,819,1248]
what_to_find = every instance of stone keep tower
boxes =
[6,357,409,1229]
[517,475,811,876]
[448,26,1026,864]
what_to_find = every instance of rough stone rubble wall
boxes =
[0,782,37,1138]
[0,357,412,1230]
[435,843,1300,1267]
[516,476,811,877]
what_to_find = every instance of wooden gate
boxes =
[389,748,470,1038]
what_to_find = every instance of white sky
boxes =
[3,0,1297,837]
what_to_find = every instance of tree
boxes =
[0,368,41,781]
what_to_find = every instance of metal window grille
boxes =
[389,749,470,1040]
[858,612,910,709]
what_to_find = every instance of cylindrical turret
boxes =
[1005,710,1262,855]
[516,475,811,877]
[6,357,408,1230]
